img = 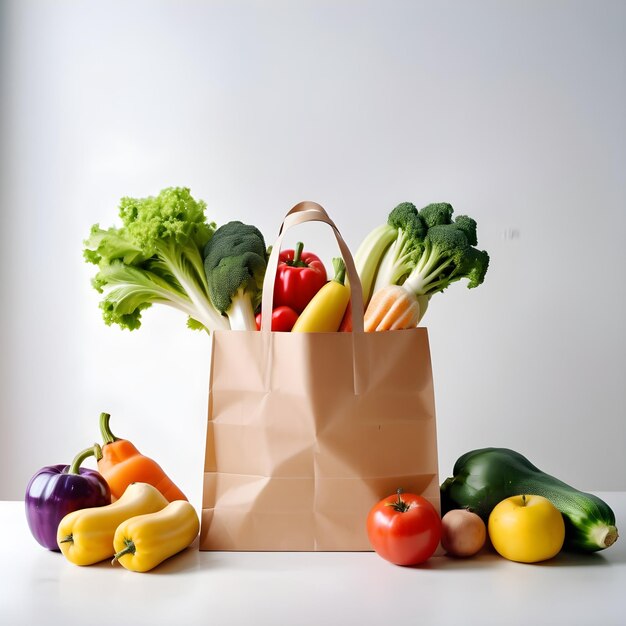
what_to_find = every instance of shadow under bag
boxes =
[201,202,439,550]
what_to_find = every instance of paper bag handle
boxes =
[261,201,364,333]
[278,201,331,231]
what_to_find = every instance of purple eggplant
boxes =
[25,444,111,551]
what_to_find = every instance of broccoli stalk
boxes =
[84,187,229,333]
[222,285,258,331]
[370,202,427,296]
[203,221,268,331]
[402,224,489,296]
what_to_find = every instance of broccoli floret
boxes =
[369,202,427,295]
[403,222,489,296]
[84,187,228,332]
[419,202,454,228]
[458,246,490,289]
[388,202,427,241]
[203,221,268,331]
[453,215,478,246]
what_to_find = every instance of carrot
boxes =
[97,412,187,502]
[339,300,353,332]
[364,285,420,332]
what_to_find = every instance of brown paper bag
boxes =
[200,202,439,551]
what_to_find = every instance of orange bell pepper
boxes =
[97,412,187,502]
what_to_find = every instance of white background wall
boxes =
[1,0,624,505]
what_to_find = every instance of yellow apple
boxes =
[488,494,565,563]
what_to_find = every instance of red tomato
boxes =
[366,490,441,566]
[255,306,299,332]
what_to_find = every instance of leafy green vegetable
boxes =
[354,201,489,321]
[203,221,268,331]
[84,187,229,333]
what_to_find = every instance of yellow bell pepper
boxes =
[292,258,350,332]
[111,500,200,572]
[57,482,168,566]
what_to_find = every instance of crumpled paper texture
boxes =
[201,327,439,551]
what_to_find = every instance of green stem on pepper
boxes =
[286,242,308,268]
[68,444,103,475]
[111,538,136,565]
[100,412,119,445]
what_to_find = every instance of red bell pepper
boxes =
[273,242,327,313]
[255,305,299,332]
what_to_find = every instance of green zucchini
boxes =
[440,447,618,552]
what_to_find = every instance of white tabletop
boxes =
[1,494,624,626]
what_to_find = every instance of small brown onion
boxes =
[441,509,487,557]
